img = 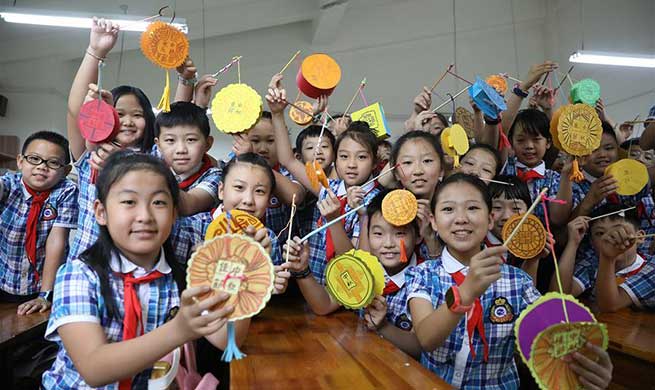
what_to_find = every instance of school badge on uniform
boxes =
[489,296,514,324]
[268,195,281,208]
[394,313,413,331]
[42,204,57,221]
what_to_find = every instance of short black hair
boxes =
[261,111,272,120]
[335,121,378,161]
[377,139,392,149]
[391,130,445,167]
[464,143,503,175]
[620,138,641,151]
[434,172,492,212]
[366,189,419,235]
[488,175,532,208]
[221,152,276,193]
[155,101,211,138]
[601,121,618,144]
[508,109,552,143]
[22,130,71,165]
[295,124,336,155]
[589,203,640,230]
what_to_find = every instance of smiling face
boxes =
[18,139,69,192]
[395,138,442,200]
[511,126,551,168]
[368,212,418,276]
[584,133,618,178]
[155,125,212,175]
[248,118,278,167]
[114,94,147,148]
[94,169,176,266]
[432,181,493,261]
[218,162,272,220]
[335,137,375,187]
[490,193,528,239]
[300,135,334,171]
[457,148,498,181]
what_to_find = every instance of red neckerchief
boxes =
[450,270,489,362]
[615,255,647,285]
[118,270,165,390]
[497,122,511,151]
[178,154,212,190]
[516,167,545,183]
[23,181,51,283]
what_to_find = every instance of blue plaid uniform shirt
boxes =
[406,248,540,389]
[307,179,381,285]
[502,157,562,224]
[0,172,78,295]
[621,258,655,309]
[265,166,295,236]
[42,252,179,389]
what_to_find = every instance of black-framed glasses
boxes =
[22,154,65,170]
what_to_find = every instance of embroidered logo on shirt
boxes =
[42,204,57,221]
[394,313,413,331]
[489,296,514,324]
[269,195,281,208]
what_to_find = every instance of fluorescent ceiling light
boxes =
[569,51,655,68]
[0,9,187,33]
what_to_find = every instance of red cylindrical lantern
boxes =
[296,53,341,99]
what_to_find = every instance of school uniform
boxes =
[0,172,77,297]
[405,247,540,389]
[307,179,381,285]
[380,254,424,331]
[502,157,562,223]
[42,251,180,389]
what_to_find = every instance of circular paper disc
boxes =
[305,160,328,191]
[455,107,475,138]
[325,253,375,310]
[381,189,418,226]
[449,124,470,155]
[605,159,648,196]
[570,79,601,106]
[502,213,547,260]
[485,74,508,95]
[140,21,189,69]
[549,104,572,151]
[530,322,608,390]
[211,84,263,133]
[349,249,385,296]
[78,100,119,143]
[557,103,602,156]
[289,100,314,125]
[187,234,274,320]
[300,54,341,90]
[204,210,264,241]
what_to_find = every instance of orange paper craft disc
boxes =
[502,213,547,260]
[305,160,329,191]
[187,234,274,320]
[140,21,189,69]
[529,322,608,390]
[381,190,418,226]
[289,100,314,125]
[455,107,475,138]
[486,74,508,95]
[204,210,264,241]
[557,103,602,157]
[296,54,341,99]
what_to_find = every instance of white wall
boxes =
[1,0,653,159]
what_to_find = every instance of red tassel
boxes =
[400,239,408,263]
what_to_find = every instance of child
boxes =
[560,205,655,312]
[456,143,502,182]
[41,152,239,389]
[403,86,449,135]
[0,131,78,316]
[406,173,611,389]
[501,109,573,226]
[620,138,655,168]
[267,74,381,284]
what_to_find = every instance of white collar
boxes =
[212,204,224,219]
[583,170,598,184]
[20,180,32,200]
[386,253,417,288]
[172,160,204,183]
[616,253,645,276]
[441,247,467,274]
[485,232,502,246]
[337,177,377,198]
[109,250,171,277]
[515,160,546,176]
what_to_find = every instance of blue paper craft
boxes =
[468,76,507,120]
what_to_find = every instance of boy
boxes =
[0,131,78,315]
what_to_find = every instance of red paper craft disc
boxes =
[296,54,341,99]
[77,100,120,143]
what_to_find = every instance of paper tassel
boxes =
[399,239,408,263]
[568,158,584,182]
[453,155,460,168]
[221,322,246,362]
[157,70,171,113]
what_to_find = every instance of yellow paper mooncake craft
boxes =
[325,249,384,309]
[440,124,470,167]
[381,189,418,227]
[605,159,648,196]
[455,106,475,138]
[557,103,602,181]
[211,84,263,133]
[204,210,264,240]
[502,213,547,260]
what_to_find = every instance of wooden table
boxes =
[0,302,50,349]
[230,296,452,389]
[596,308,655,390]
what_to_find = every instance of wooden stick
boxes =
[212,56,242,78]
[430,64,454,92]
[588,206,636,221]
[343,78,367,115]
[631,233,655,239]
[503,188,548,246]
[554,65,574,93]
[301,204,366,243]
[624,120,655,125]
[503,73,523,84]
[480,177,514,186]
[447,70,473,85]
[278,50,301,75]
[337,165,397,200]
[432,86,469,112]
[285,194,297,263]
[285,99,315,118]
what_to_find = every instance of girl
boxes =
[406,173,612,389]
[456,144,502,182]
[267,74,381,284]
[42,152,236,389]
